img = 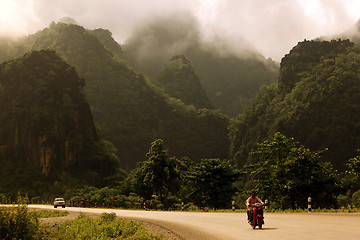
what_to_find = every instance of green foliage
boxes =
[185,47,279,117]
[133,139,180,203]
[186,158,241,209]
[341,150,360,203]
[248,132,340,209]
[51,213,160,239]
[337,189,360,208]
[88,28,123,60]
[158,102,230,163]
[153,55,212,109]
[20,22,230,169]
[70,186,144,209]
[279,39,354,92]
[0,22,231,172]
[230,39,360,170]
[0,203,40,239]
[346,150,360,177]
[30,210,68,219]
[0,201,158,239]
[0,50,120,196]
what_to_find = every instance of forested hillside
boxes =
[123,15,279,117]
[2,21,360,208]
[230,39,360,170]
[154,55,212,109]
[0,22,230,169]
[0,50,119,196]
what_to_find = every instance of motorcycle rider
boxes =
[245,191,264,223]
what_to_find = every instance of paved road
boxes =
[29,205,360,240]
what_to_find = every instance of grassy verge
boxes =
[30,209,69,218]
[43,212,161,239]
[1,205,161,239]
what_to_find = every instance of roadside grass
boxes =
[1,205,161,239]
[43,212,161,239]
[0,204,40,240]
[30,209,69,218]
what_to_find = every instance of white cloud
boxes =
[0,0,359,60]
[0,0,39,37]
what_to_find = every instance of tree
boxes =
[342,150,360,197]
[249,132,340,209]
[187,159,241,209]
[346,150,360,177]
[133,139,180,203]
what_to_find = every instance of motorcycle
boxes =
[248,203,265,229]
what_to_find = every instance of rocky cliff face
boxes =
[0,50,101,177]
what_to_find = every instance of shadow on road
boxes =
[260,228,278,230]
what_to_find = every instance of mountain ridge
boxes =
[0,22,231,169]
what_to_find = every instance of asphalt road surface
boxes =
[29,205,360,240]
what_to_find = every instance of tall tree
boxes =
[249,133,340,209]
[133,139,180,203]
[187,158,241,209]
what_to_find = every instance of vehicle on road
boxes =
[53,198,66,208]
[249,203,265,229]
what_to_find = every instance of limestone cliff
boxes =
[0,50,113,180]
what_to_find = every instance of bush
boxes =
[337,190,360,208]
[99,212,117,223]
[71,187,145,209]
[352,190,360,208]
[0,204,40,239]
[163,196,180,210]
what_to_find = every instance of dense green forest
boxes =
[230,39,360,170]
[55,137,360,210]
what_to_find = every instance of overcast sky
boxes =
[1,0,359,60]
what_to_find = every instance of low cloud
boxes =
[0,0,359,60]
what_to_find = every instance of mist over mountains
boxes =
[123,13,278,116]
[123,12,261,75]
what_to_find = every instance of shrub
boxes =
[0,204,40,239]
